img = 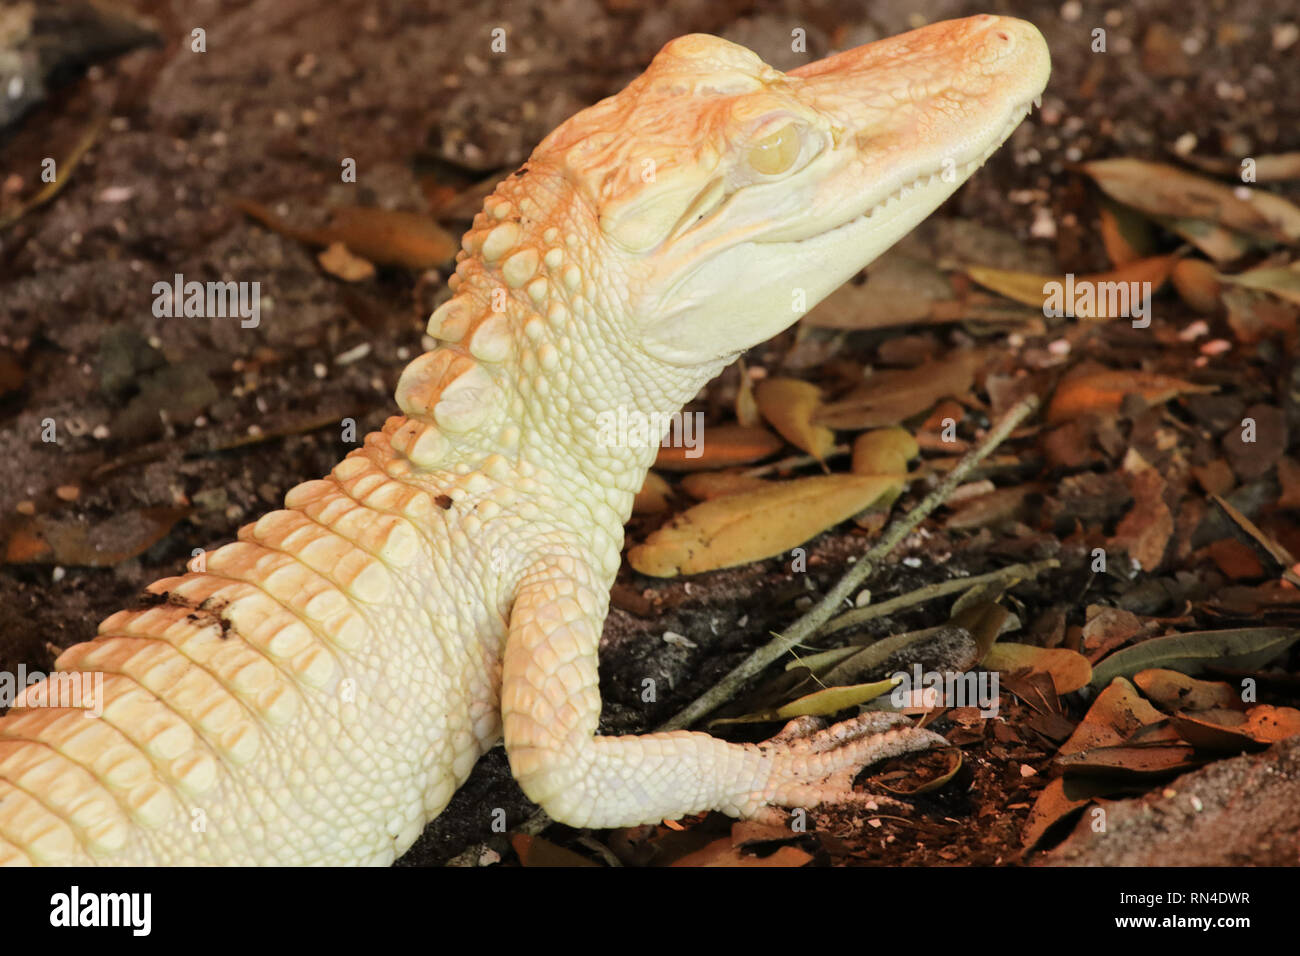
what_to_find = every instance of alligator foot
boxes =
[748,712,948,824]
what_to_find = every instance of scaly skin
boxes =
[0,16,1049,864]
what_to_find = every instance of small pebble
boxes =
[662,631,697,649]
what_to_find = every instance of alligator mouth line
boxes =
[803,95,1041,242]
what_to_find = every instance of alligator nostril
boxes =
[995,31,1010,41]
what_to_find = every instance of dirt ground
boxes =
[1,0,1298,867]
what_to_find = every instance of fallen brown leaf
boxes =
[653,424,782,472]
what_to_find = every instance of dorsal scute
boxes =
[394,346,497,434]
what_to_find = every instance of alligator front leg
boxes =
[501,558,946,829]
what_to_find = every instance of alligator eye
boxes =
[746,123,800,175]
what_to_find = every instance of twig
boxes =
[822,557,1060,636]
[659,394,1040,732]
[742,444,850,477]
[0,115,106,231]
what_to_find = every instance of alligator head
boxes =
[535,14,1051,366]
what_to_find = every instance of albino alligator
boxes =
[0,15,1049,864]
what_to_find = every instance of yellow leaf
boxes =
[966,255,1179,320]
[628,474,902,577]
[851,427,918,477]
[754,378,835,463]
[775,678,900,719]
[735,359,761,428]
[711,678,900,725]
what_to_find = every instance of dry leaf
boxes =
[1056,743,1201,778]
[632,471,672,515]
[1046,368,1216,424]
[1088,627,1300,691]
[850,427,918,477]
[878,748,962,795]
[653,424,782,472]
[1060,678,1164,756]
[1112,468,1173,573]
[671,838,812,867]
[754,378,835,462]
[803,250,954,329]
[1078,158,1300,242]
[817,350,983,430]
[966,255,1178,319]
[5,508,189,567]
[236,199,457,269]
[1220,405,1287,481]
[680,471,771,500]
[1133,669,1244,712]
[1181,152,1300,183]
[317,241,376,281]
[712,678,900,725]
[735,360,761,428]
[1220,263,1300,307]
[1023,777,1109,849]
[1170,705,1300,750]
[983,643,1093,694]
[1097,195,1159,266]
[1278,457,1300,509]
[1170,258,1222,313]
[511,833,600,867]
[1223,287,1298,343]
[628,474,903,577]
[945,485,1038,530]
